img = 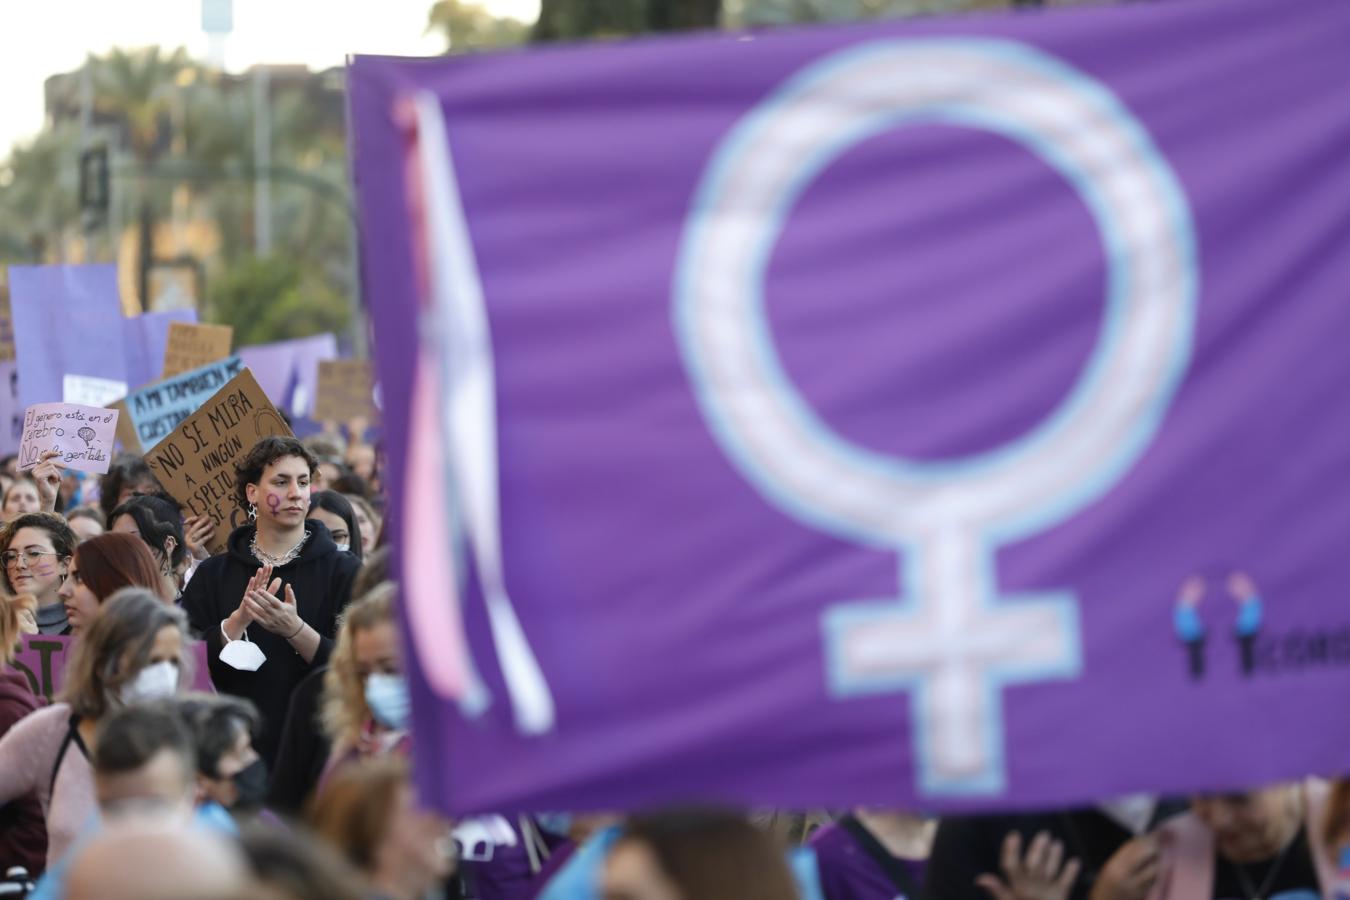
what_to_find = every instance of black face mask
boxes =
[228,759,269,812]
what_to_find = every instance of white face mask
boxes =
[219,635,267,672]
[120,660,179,704]
[335,542,351,553]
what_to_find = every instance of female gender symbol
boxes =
[674,39,1197,795]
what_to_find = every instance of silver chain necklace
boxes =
[250,530,309,568]
[1228,830,1297,900]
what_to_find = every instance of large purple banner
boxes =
[349,0,1350,814]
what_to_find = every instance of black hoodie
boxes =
[181,520,360,765]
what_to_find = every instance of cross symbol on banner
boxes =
[823,530,1080,795]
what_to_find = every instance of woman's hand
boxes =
[183,515,216,561]
[223,564,271,641]
[31,450,63,513]
[241,575,302,638]
[976,832,1082,900]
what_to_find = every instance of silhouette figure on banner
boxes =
[1173,572,1263,680]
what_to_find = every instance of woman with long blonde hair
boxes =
[0,591,43,873]
[320,582,406,772]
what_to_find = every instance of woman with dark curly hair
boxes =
[108,494,191,599]
[181,436,360,766]
[0,513,77,635]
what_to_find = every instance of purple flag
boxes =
[350,0,1350,815]
[124,309,199,391]
[237,333,338,420]
[8,264,128,410]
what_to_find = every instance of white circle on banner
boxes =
[674,38,1197,548]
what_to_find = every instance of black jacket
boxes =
[923,803,1187,900]
[181,520,360,765]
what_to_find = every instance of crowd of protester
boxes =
[0,430,1343,900]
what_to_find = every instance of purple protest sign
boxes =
[237,333,338,421]
[12,634,214,702]
[350,0,1350,815]
[19,403,119,474]
[125,309,199,391]
[8,265,128,410]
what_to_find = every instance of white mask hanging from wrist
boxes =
[220,631,267,672]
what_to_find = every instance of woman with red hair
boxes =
[57,532,168,634]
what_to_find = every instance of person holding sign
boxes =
[181,436,360,767]
[0,513,77,635]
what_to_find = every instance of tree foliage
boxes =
[209,254,350,346]
[0,48,354,346]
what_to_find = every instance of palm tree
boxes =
[87,46,195,308]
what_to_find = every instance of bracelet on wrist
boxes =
[284,620,305,640]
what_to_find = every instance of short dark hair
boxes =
[109,493,187,570]
[233,437,317,513]
[94,701,195,777]
[0,513,76,593]
[99,454,160,521]
[174,693,261,779]
[308,491,362,559]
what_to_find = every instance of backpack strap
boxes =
[49,713,85,798]
[839,814,922,899]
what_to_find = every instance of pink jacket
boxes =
[1148,779,1335,900]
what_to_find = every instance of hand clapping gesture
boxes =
[241,565,303,638]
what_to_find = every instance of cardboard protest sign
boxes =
[108,398,140,453]
[312,360,376,424]
[19,402,119,474]
[162,321,233,378]
[353,0,1350,816]
[13,634,213,701]
[124,356,246,451]
[125,309,198,390]
[8,264,127,409]
[145,368,292,555]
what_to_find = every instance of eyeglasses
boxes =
[2,549,58,571]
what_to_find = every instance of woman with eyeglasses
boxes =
[0,513,77,635]
[56,533,169,634]
[0,589,192,868]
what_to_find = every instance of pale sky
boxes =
[0,0,541,158]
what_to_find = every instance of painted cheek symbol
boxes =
[266,493,283,515]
